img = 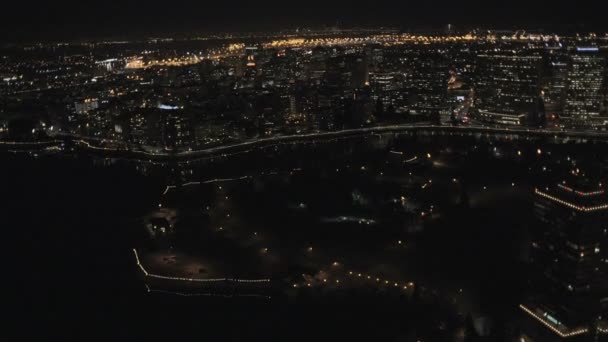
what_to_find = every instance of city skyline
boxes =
[3,8,607,341]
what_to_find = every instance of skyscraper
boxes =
[476,48,542,126]
[532,174,607,294]
[541,46,569,127]
[408,52,449,118]
[563,47,606,129]
[521,171,608,341]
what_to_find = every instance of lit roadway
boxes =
[3,124,608,162]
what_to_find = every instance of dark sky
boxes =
[2,0,607,42]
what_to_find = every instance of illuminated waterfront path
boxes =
[4,124,608,161]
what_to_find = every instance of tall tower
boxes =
[532,174,607,294]
[409,52,449,119]
[240,45,259,88]
[563,47,605,129]
[520,171,608,341]
[476,48,542,126]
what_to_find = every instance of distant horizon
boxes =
[2,0,608,42]
[3,23,608,45]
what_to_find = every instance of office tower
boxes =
[409,52,449,118]
[240,45,259,88]
[520,172,608,341]
[351,55,369,89]
[563,47,606,129]
[541,47,570,127]
[158,106,193,152]
[476,48,542,126]
[533,174,607,293]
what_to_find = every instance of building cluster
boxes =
[1,30,608,152]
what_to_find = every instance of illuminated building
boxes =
[0,120,8,139]
[408,52,449,118]
[369,71,405,118]
[245,46,258,68]
[532,176,607,293]
[240,45,260,88]
[477,110,526,126]
[158,105,194,151]
[521,172,608,341]
[128,113,148,146]
[369,46,384,70]
[476,49,542,126]
[369,72,396,93]
[541,46,569,126]
[95,58,121,72]
[563,47,606,128]
[74,98,99,114]
[323,54,369,91]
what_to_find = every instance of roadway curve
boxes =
[3,124,608,162]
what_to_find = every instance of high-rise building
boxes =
[532,174,607,293]
[240,45,260,88]
[408,52,449,118]
[157,104,193,151]
[563,47,606,129]
[245,46,259,68]
[520,172,608,341]
[476,48,542,126]
[350,55,369,89]
[541,47,570,127]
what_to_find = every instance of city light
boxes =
[133,248,271,283]
[535,188,608,212]
[519,305,588,338]
[5,22,608,341]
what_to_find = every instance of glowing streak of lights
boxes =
[297,261,414,293]
[535,189,608,212]
[519,304,588,338]
[557,184,604,197]
[61,124,608,164]
[133,248,270,283]
[0,140,63,145]
[162,176,252,196]
[144,284,271,299]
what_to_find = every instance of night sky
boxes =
[2,0,607,42]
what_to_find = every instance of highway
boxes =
[3,123,608,162]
